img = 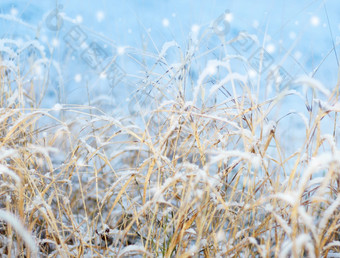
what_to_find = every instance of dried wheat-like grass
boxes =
[0,33,339,257]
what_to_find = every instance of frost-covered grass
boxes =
[0,30,340,257]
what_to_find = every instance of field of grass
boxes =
[0,26,340,257]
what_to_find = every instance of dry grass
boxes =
[0,32,340,258]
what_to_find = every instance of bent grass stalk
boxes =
[0,31,340,257]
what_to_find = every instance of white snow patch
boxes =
[10,8,18,16]
[96,11,105,22]
[310,16,320,26]
[162,18,169,27]
[74,74,82,82]
[266,43,275,54]
[191,24,200,34]
[225,12,233,22]
[75,15,83,23]
[117,46,126,55]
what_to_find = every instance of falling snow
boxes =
[162,18,169,27]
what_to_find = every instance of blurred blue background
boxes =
[1,0,339,103]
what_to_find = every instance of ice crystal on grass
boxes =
[0,4,339,257]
